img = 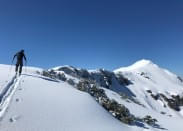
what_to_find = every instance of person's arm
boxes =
[23,54,27,62]
[12,53,17,63]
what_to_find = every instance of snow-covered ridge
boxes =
[52,65,77,71]
[0,65,133,131]
[0,60,183,131]
[49,60,183,131]
[52,60,183,114]
[114,59,158,72]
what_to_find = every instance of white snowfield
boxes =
[0,64,135,131]
[114,59,183,103]
[0,59,183,131]
[113,59,183,131]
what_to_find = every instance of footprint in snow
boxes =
[15,98,20,102]
[15,98,23,103]
[9,115,21,123]
[18,88,23,91]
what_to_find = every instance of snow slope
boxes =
[1,59,183,131]
[50,60,183,131]
[114,59,183,107]
[0,65,136,131]
[113,59,183,130]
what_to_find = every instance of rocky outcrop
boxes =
[146,90,183,111]
[177,76,183,83]
[76,80,158,126]
[53,66,132,91]
[142,115,158,126]
[41,69,158,126]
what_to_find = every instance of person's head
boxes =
[20,49,24,53]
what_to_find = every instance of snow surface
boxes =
[113,59,183,130]
[1,59,183,131]
[0,65,136,131]
[114,59,157,72]
[114,59,183,96]
[51,60,183,131]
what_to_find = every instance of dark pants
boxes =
[15,61,23,74]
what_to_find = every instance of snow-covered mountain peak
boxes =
[132,59,154,67]
[52,65,77,71]
[113,59,183,99]
[114,59,158,72]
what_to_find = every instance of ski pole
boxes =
[25,61,27,73]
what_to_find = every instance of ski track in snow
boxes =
[0,73,135,131]
[0,75,22,120]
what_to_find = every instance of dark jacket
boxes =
[13,51,27,65]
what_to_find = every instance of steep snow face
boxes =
[114,59,183,94]
[114,59,183,114]
[115,59,158,72]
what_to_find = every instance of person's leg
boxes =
[15,64,19,73]
[19,61,23,75]
[19,65,22,75]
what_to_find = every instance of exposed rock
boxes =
[151,94,160,101]
[115,74,132,86]
[75,69,90,79]
[57,66,76,77]
[160,112,166,115]
[146,90,152,94]
[143,115,158,126]
[160,94,181,111]
[119,92,145,107]
[42,70,66,81]
[177,76,183,83]
[57,73,67,81]
[77,80,91,92]
[42,70,53,78]
[149,92,183,111]
[53,66,133,92]
[67,79,75,86]
[140,72,150,80]
[103,99,135,124]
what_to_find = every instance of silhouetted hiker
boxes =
[12,50,27,75]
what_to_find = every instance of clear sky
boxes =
[0,0,182,75]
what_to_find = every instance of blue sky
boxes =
[0,0,183,75]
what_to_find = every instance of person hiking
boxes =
[12,49,27,76]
